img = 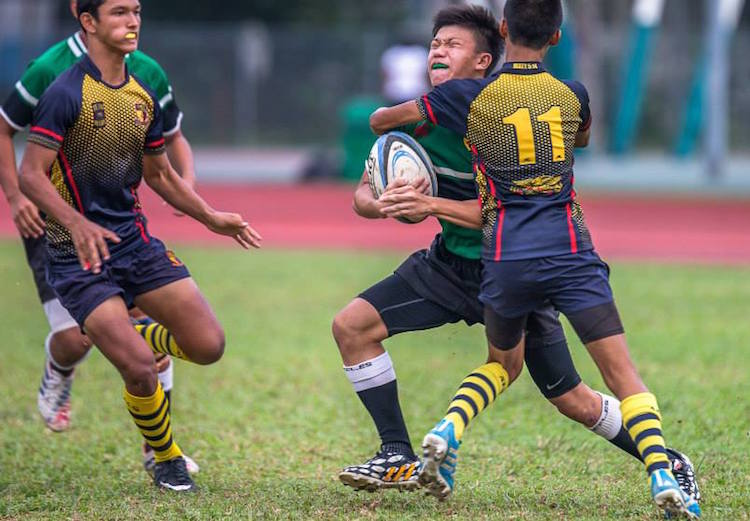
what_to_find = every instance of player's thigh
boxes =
[524,332,582,400]
[22,234,58,304]
[484,308,527,382]
[359,273,464,337]
[479,258,546,335]
[542,251,622,340]
[133,277,224,358]
[83,296,155,377]
[525,301,566,350]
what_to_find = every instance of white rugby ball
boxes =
[365,131,438,223]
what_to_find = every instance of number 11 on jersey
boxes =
[502,106,565,165]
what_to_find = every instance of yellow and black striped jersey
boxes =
[417,61,592,262]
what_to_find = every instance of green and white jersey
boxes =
[1,31,182,135]
[403,121,482,260]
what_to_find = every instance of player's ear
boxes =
[79,12,97,34]
[499,19,509,40]
[549,29,561,47]
[476,52,492,73]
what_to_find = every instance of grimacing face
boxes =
[428,25,490,87]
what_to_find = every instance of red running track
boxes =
[1,183,748,265]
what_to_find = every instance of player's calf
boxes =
[37,326,93,432]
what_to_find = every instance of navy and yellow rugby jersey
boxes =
[416,61,593,262]
[28,54,165,263]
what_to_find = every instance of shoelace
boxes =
[171,459,191,484]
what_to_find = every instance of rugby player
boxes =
[0,0,198,475]
[18,0,260,491]
[364,3,700,517]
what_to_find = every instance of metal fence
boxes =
[2,18,750,152]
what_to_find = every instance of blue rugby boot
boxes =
[418,419,460,500]
[651,468,701,519]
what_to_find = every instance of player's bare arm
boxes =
[165,129,196,190]
[369,100,424,135]
[0,118,46,238]
[379,185,481,229]
[19,142,121,273]
[142,152,262,249]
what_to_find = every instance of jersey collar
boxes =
[499,61,546,75]
[80,54,131,89]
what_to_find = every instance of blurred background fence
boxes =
[1,0,749,185]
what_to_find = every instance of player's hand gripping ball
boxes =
[365,131,438,223]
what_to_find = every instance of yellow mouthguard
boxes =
[125,32,137,39]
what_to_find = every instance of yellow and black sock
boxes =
[124,383,182,463]
[620,392,670,475]
[134,321,190,361]
[444,362,509,441]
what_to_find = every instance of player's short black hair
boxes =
[432,4,504,75]
[77,0,106,20]
[503,0,563,50]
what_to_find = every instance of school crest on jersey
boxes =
[92,102,106,128]
[134,103,150,127]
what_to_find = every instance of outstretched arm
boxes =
[142,152,261,249]
[369,100,424,135]
[19,142,120,273]
[0,118,45,238]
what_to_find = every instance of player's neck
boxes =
[87,39,127,85]
[504,44,546,64]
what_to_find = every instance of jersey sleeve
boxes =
[415,78,484,136]
[132,52,183,136]
[27,82,80,151]
[161,89,183,137]
[144,98,166,155]
[562,80,592,132]
[1,59,58,130]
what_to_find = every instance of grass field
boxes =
[1,239,749,520]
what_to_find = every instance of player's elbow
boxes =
[575,130,590,148]
[17,161,35,196]
[369,108,388,135]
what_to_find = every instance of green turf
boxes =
[0,239,748,520]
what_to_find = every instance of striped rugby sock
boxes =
[124,383,182,463]
[620,392,670,475]
[134,321,191,361]
[444,362,509,441]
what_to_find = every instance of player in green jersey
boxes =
[0,0,198,475]
[334,4,699,505]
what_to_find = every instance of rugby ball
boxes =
[365,131,438,223]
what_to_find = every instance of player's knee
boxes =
[190,326,225,365]
[487,346,523,383]
[51,328,92,360]
[332,306,382,355]
[121,357,158,393]
[549,386,600,427]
